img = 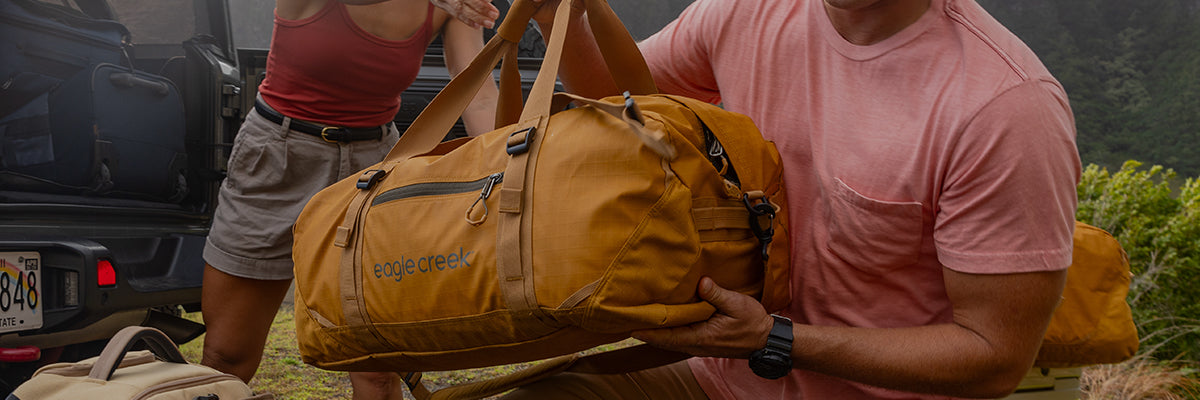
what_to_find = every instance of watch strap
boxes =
[765,314,793,354]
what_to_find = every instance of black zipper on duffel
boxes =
[372,172,504,206]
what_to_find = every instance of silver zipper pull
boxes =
[466,173,504,225]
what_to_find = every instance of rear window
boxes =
[106,0,196,45]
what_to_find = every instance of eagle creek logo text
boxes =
[374,247,474,282]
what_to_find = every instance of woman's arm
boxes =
[441,18,500,137]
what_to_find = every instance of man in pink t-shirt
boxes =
[507,0,1081,398]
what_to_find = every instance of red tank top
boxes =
[258,1,433,127]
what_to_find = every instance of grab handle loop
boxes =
[743,192,776,261]
[466,173,505,225]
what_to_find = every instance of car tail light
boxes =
[97,259,116,287]
[0,346,41,363]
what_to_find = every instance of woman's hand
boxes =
[430,0,500,29]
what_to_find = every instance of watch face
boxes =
[749,349,792,379]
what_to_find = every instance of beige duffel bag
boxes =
[8,326,271,400]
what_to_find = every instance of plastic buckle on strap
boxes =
[321,126,346,143]
[506,126,536,155]
[623,91,645,125]
[743,193,776,261]
[356,169,386,189]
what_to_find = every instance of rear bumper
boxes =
[0,234,205,349]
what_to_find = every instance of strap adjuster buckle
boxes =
[356,169,386,189]
[506,126,536,155]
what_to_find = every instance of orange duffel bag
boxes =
[291,0,789,384]
[1035,221,1138,367]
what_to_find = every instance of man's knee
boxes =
[350,371,403,400]
[201,346,259,383]
[350,367,398,384]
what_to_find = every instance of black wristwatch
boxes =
[748,314,793,379]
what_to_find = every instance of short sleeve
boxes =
[639,0,731,103]
[934,80,1082,274]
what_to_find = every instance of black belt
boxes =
[254,98,390,142]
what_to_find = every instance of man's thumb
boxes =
[699,277,733,309]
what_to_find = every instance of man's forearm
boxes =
[792,323,1033,398]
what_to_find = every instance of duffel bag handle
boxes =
[382,0,656,164]
[88,326,187,381]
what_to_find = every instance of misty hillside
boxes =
[225,0,1199,176]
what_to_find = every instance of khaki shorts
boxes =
[203,110,399,280]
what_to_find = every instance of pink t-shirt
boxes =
[641,0,1082,398]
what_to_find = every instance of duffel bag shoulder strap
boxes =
[660,95,777,190]
[406,344,689,400]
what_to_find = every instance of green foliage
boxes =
[977,0,1200,177]
[1077,161,1200,362]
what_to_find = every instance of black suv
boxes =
[0,0,544,393]
[1,0,242,392]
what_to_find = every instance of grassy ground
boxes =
[177,306,554,399]
[177,306,1199,399]
[179,307,355,399]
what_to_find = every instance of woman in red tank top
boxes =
[199,1,501,399]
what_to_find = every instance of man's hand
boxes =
[430,0,500,29]
[631,277,776,359]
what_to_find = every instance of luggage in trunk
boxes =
[0,0,129,85]
[1,0,188,202]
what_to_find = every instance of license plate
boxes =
[0,252,42,334]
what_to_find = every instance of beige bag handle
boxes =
[84,326,274,400]
[88,326,187,381]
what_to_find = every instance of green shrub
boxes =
[1076,160,1200,362]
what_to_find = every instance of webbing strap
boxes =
[336,167,395,347]
[499,116,564,336]
[337,186,373,329]
[409,345,690,399]
[493,0,575,327]
[496,44,523,128]
[497,118,543,320]
[693,206,752,230]
[402,372,435,400]
[553,92,675,159]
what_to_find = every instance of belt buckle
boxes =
[320,126,345,143]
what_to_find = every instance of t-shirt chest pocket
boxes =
[825,178,925,273]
